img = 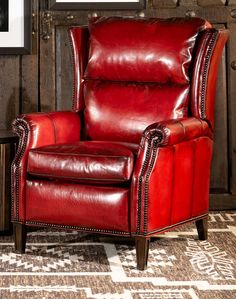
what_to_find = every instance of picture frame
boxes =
[0,0,31,55]
[49,0,145,10]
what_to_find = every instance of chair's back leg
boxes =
[13,223,27,253]
[196,218,208,240]
[135,236,150,270]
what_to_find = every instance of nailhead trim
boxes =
[200,30,218,119]
[136,140,152,233]
[11,118,30,222]
[25,221,130,236]
[68,29,77,112]
[136,133,163,234]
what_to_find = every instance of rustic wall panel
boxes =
[40,24,56,112]
[197,0,226,6]
[21,55,39,114]
[0,57,20,130]
[227,21,236,195]
[210,45,228,193]
[55,27,73,111]
[152,0,178,8]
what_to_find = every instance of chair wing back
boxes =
[191,28,229,129]
[69,17,212,143]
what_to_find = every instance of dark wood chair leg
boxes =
[196,218,208,241]
[13,223,27,253]
[135,237,150,270]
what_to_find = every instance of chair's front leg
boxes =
[13,223,27,253]
[196,218,208,240]
[135,236,150,270]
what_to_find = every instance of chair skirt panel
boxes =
[25,180,130,235]
[131,136,213,236]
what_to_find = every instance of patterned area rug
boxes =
[0,212,236,298]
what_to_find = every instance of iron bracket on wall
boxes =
[41,11,53,41]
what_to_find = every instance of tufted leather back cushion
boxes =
[83,17,211,143]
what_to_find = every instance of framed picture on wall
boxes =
[0,0,31,55]
[49,0,145,10]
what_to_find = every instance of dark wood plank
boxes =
[21,0,39,114]
[152,0,179,8]
[179,0,198,6]
[197,0,226,6]
[55,26,73,111]
[0,130,18,144]
[0,142,16,234]
[0,144,7,232]
[210,194,236,210]
[39,12,56,112]
[0,56,20,130]
[210,24,228,193]
[31,0,39,55]
[227,22,236,195]
[21,55,39,113]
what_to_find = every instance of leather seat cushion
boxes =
[27,141,135,183]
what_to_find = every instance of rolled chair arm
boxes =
[12,111,81,222]
[141,117,212,148]
[131,117,212,235]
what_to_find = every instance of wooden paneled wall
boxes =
[0,0,236,209]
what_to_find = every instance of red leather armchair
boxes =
[12,17,229,270]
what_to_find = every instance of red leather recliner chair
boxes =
[12,17,228,270]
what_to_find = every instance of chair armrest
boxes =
[13,111,81,149]
[141,117,212,148]
[11,111,81,222]
[131,117,213,236]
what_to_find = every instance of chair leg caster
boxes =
[13,223,27,254]
[135,237,150,270]
[196,218,208,241]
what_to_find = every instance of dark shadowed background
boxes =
[0,0,8,32]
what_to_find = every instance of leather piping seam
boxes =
[169,145,176,225]
[68,30,77,112]
[46,113,58,144]
[27,172,131,182]
[134,213,208,236]
[28,151,132,159]
[24,221,130,236]
[200,31,219,119]
[11,118,30,222]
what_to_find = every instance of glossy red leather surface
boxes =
[131,118,213,235]
[84,81,189,143]
[86,17,211,84]
[12,111,81,221]
[28,141,134,183]
[26,180,129,233]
